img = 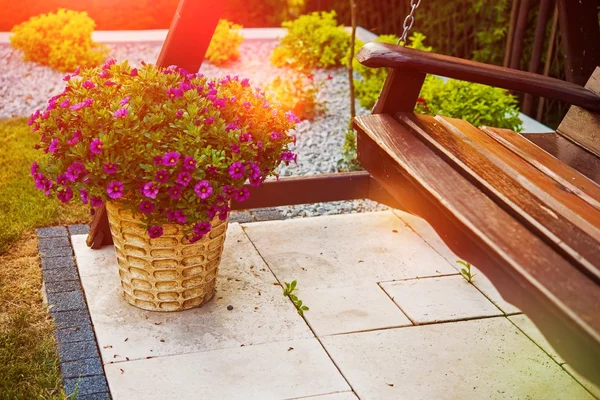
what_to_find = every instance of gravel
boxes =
[0,39,387,218]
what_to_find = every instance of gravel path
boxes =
[0,40,387,218]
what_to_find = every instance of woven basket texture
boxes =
[106,201,228,312]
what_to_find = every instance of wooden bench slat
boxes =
[396,113,600,283]
[481,127,600,200]
[354,113,600,384]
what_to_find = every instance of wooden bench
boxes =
[354,42,600,387]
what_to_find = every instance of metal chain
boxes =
[398,0,422,46]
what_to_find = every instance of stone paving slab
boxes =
[321,318,593,399]
[381,275,503,324]
[73,224,312,363]
[298,283,412,336]
[563,365,600,398]
[243,211,457,290]
[104,338,350,400]
[289,392,359,400]
[509,314,565,364]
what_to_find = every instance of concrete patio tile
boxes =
[104,338,350,400]
[243,211,456,290]
[322,318,594,400]
[509,314,564,364]
[298,283,412,336]
[381,275,502,324]
[71,234,118,278]
[289,392,358,400]
[563,365,600,398]
[471,266,521,315]
[75,224,312,363]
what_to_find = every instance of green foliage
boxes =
[10,9,108,72]
[337,128,363,172]
[205,19,244,66]
[30,61,297,239]
[471,0,511,64]
[416,77,523,131]
[457,260,475,283]
[271,11,350,72]
[266,72,327,121]
[282,280,309,315]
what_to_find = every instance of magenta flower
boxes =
[175,109,183,117]
[83,98,93,107]
[166,87,183,98]
[67,130,81,146]
[70,101,86,111]
[270,131,283,140]
[162,152,180,166]
[194,180,212,200]
[60,99,70,108]
[90,138,103,154]
[241,78,250,87]
[246,163,260,179]
[243,101,252,110]
[234,187,250,203]
[218,204,230,220]
[230,144,240,154]
[285,110,301,123]
[103,163,117,174]
[99,69,110,79]
[130,68,138,77]
[155,170,169,183]
[66,162,86,181]
[193,221,211,238]
[139,200,155,214]
[63,74,71,82]
[281,151,297,163]
[176,172,192,187]
[204,117,214,125]
[119,96,131,106]
[90,196,103,207]
[57,187,73,203]
[148,225,164,239]
[80,189,89,204]
[228,162,245,179]
[106,181,124,199]
[30,162,39,175]
[105,80,116,86]
[222,184,236,199]
[206,165,217,176]
[226,123,238,132]
[82,80,95,89]
[57,174,68,186]
[173,210,186,224]
[206,204,219,219]
[168,185,182,199]
[48,138,59,154]
[142,182,159,199]
[182,156,196,171]
[153,155,163,165]
[113,108,128,118]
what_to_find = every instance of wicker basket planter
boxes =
[106,201,228,312]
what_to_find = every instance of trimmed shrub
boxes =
[266,72,328,121]
[271,11,350,72]
[10,9,107,72]
[205,19,244,66]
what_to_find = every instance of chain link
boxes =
[397,0,422,46]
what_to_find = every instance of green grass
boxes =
[0,118,89,399]
[0,118,89,253]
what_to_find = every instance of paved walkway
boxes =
[70,210,598,399]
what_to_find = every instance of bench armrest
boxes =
[356,42,600,112]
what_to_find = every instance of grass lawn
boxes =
[0,118,89,399]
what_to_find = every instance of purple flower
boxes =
[206,204,219,219]
[148,225,163,239]
[250,176,264,187]
[113,108,128,118]
[218,204,230,220]
[175,109,183,118]
[155,169,169,183]
[130,68,138,77]
[153,155,163,165]
[228,162,245,179]
[67,130,82,146]
[105,80,116,86]
[176,172,192,187]
[182,156,196,171]
[204,117,214,125]
[281,151,297,163]
[206,165,217,176]
[70,101,86,111]
[162,152,180,166]
[193,221,211,238]
[103,163,117,174]
[56,174,68,186]
[57,187,73,203]
[60,99,70,108]
[230,144,240,154]
[222,184,236,199]
[194,180,213,200]
[142,182,159,199]
[63,74,71,81]
[48,138,59,154]
[30,162,39,176]
[168,185,182,199]
[66,162,85,181]
[285,110,301,123]
[80,189,89,204]
[226,123,238,132]
[234,187,250,203]
[246,163,261,179]
[99,69,110,79]
[241,78,250,87]
[270,131,283,140]
[106,181,124,199]
[243,101,252,110]
[90,138,103,154]
[84,98,93,107]
[119,96,131,106]
[166,87,183,98]
[173,210,186,224]
[139,200,155,213]
[90,196,103,207]
[82,80,95,89]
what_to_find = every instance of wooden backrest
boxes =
[558,68,600,157]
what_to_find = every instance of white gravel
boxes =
[0,39,387,217]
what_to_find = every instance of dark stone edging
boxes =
[37,224,111,400]
[36,209,287,399]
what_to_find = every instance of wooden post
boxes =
[556,0,600,86]
[86,0,225,249]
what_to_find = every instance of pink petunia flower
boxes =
[155,170,169,183]
[234,187,250,203]
[80,189,89,204]
[48,138,59,154]
[139,200,155,214]
[228,162,245,179]
[82,80,95,89]
[148,225,163,239]
[162,152,180,166]
[113,108,128,118]
[67,130,82,146]
[119,96,131,106]
[142,182,159,199]
[168,185,182,199]
[90,138,103,154]
[60,99,70,108]
[106,181,124,199]
[103,163,117,174]
[90,196,103,207]
[182,156,196,171]
[176,172,192,187]
[57,187,73,203]
[130,68,138,77]
[194,180,212,200]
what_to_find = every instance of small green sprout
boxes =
[283,280,309,315]
[457,260,475,282]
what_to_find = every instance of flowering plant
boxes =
[30,60,298,240]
